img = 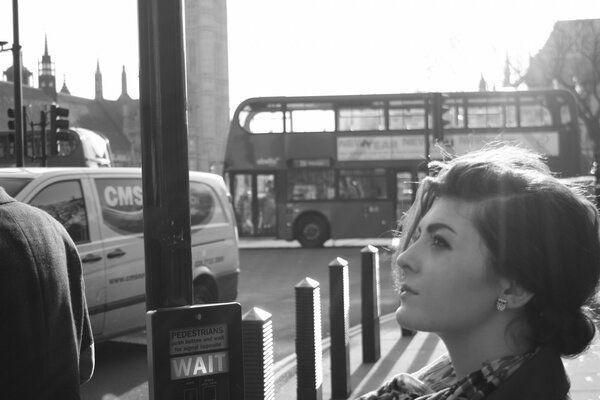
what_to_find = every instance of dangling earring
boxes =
[496,296,507,312]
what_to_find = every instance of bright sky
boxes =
[1,0,599,113]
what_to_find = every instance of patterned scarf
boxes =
[356,350,535,400]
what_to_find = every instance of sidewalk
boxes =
[273,314,445,400]
[112,312,599,399]
[274,313,600,400]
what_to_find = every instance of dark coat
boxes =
[486,347,570,400]
[0,187,94,399]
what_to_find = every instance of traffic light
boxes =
[7,107,15,130]
[49,105,69,155]
[50,104,69,135]
[432,93,450,141]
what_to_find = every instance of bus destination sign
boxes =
[337,136,426,161]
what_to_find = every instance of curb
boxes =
[239,238,394,250]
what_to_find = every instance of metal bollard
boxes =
[361,245,381,363]
[329,257,351,399]
[242,307,275,400]
[295,277,323,400]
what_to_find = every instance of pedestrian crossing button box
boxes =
[147,302,243,400]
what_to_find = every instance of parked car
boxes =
[0,167,240,342]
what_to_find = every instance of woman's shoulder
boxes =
[355,354,456,400]
[486,347,569,400]
[354,373,431,400]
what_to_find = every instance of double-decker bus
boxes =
[224,90,583,247]
[0,127,112,168]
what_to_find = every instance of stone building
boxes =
[1,37,140,167]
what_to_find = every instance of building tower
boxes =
[479,74,487,92]
[503,54,512,87]
[38,35,57,100]
[60,75,70,95]
[121,66,128,97]
[118,65,131,101]
[95,60,103,100]
[184,0,230,172]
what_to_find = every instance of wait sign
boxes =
[147,303,243,400]
[171,351,229,379]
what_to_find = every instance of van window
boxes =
[29,180,90,244]
[0,178,32,196]
[190,181,229,227]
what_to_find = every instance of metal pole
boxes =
[29,120,34,160]
[242,307,275,400]
[21,105,27,161]
[361,245,381,363]
[12,0,24,167]
[40,110,47,167]
[329,257,351,399]
[138,0,192,310]
[295,277,323,400]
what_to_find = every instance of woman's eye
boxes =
[432,235,449,248]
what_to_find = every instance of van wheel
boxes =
[193,278,218,304]
[295,215,330,248]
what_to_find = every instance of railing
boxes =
[241,245,415,400]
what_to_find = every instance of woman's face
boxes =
[395,197,501,335]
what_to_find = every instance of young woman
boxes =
[358,145,600,400]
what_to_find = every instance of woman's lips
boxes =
[400,283,419,295]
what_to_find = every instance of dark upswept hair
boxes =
[398,144,600,357]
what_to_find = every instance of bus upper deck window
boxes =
[338,107,385,132]
[285,103,335,133]
[389,108,426,130]
[466,98,503,128]
[467,106,503,128]
[560,105,572,125]
[520,104,552,127]
[505,104,518,128]
[519,96,552,127]
[238,106,251,130]
[240,103,284,134]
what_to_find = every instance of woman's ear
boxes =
[499,279,534,309]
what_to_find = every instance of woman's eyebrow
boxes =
[426,222,456,235]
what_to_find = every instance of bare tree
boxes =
[524,19,600,166]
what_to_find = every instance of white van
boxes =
[0,167,240,342]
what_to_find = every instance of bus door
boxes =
[231,173,276,237]
[395,171,415,225]
[333,168,393,238]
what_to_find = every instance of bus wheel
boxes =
[193,277,218,304]
[296,215,330,248]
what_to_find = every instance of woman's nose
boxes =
[395,246,417,274]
